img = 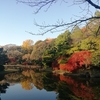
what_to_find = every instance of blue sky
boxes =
[0,0,96,46]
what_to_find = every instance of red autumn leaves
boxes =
[52,51,91,72]
[60,75,94,100]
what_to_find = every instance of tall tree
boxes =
[71,26,83,44]
[30,39,54,60]
[55,30,71,46]
[22,39,34,53]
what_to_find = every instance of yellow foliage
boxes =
[22,39,34,52]
[20,78,33,90]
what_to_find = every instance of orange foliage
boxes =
[52,51,91,72]
[81,27,87,32]
[52,56,66,70]
[45,38,54,43]
[59,64,66,70]
[64,51,91,72]
[60,75,94,100]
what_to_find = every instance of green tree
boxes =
[42,31,72,67]
[30,39,54,60]
[78,37,97,51]
[55,30,71,46]
[71,26,83,44]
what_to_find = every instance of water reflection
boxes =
[0,70,100,100]
[0,75,10,100]
[59,75,94,100]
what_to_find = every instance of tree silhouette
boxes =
[0,82,9,94]
[0,48,8,66]
[0,82,9,100]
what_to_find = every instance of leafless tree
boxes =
[16,0,100,35]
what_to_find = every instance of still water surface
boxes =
[0,70,100,100]
[1,84,56,100]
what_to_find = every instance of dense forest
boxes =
[1,11,100,72]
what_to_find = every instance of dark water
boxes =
[0,70,100,100]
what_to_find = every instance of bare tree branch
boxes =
[17,0,58,13]
[85,0,100,9]
[26,16,100,35]
[16,0,100,35]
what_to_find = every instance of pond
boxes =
[0,70,100,100]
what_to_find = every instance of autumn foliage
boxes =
[52,51,91,72]
[8,57,16,64]
[60,75,94,100]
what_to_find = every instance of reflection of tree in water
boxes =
[89,78,100,100]
[4,70,34,90]
[42,73,59,91]
[20,78,33,90]
[59,75,94,100]
[43,73,97,100]
[4,72,24,83]
[21,70,34,90]
[42,73,76,100]
[21,70,33,90]
[0,82,9,93]
[3,70,100,100]
[0,74,9,95]
[4,70,44,90]
[21,69,43,90]
[0,80,10,100]
[30,71,43,90]
[22,70,33,77]
[56,81,76,100]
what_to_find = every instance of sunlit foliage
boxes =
[22,39,34,53]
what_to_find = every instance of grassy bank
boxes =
[0,69,19,74]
